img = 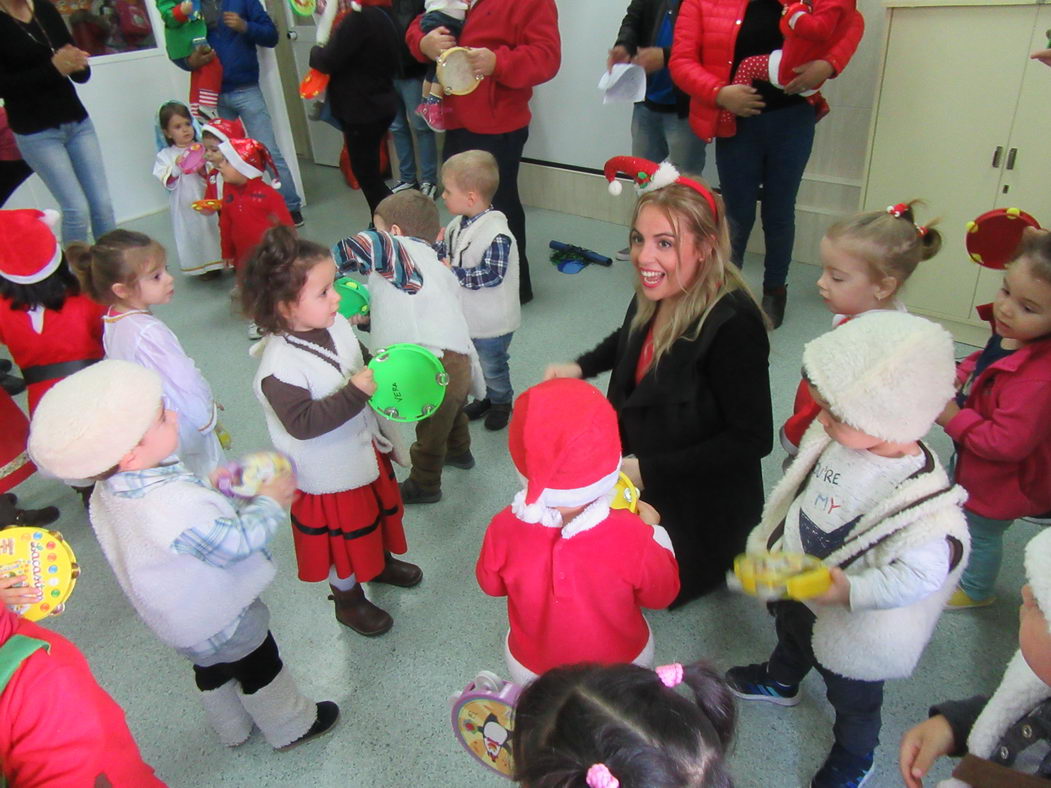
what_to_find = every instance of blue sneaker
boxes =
[811,744,874,788]
[725,663,800,707]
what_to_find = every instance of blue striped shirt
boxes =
[331,230,425,294]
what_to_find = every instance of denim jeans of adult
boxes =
[959,509,1013,601]
[631,103,707,176]
[390,76,438,185]
[13,118,116,244]
[218,84,302,212]
[444,126,532,302]
[715,102,815,288]
[472,332,513,405]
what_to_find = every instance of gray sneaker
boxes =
[420,182,438,200]
[391,180,418,194]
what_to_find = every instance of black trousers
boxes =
[343,115,395,217]
[0,159,32,208]
[767,601,884,756]
[443,125,532,302]
[193,631,282,695]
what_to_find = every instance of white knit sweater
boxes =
[446,210,521,339]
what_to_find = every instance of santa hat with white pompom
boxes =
[603,155,719,220]
[0,208,63,285]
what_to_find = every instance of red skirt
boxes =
[289,450,407,583]
[0,389,34,495]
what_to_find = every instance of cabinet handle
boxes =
[1006,148,1018,170]
[991,146,1003,168]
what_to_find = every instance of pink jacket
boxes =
[946,332,1051,520]
[669,0,863,140]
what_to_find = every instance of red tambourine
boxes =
[965,208,1041,269]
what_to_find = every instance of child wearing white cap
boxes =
[900,527,1051,787]
[28,359,339,751]
[475,377,680,686]
[725,311,970,788]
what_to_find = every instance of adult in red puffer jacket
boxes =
[669,0,862,328]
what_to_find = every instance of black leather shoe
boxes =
[463,398,490,420]
[762,285,787,330]
[399,477,441,504]
[484,403,512,431]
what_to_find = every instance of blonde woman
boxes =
[545,157,772,608]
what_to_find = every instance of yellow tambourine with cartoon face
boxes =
[729,551,831,601]
[0,527,80,621]
[609,472,639,513]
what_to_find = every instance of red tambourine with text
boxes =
[965,208,1041,269]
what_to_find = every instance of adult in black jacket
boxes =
[608,0,706,177]
[309,0,401,214]
[546,178,772,607]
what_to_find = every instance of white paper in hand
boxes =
[598,63,647,105]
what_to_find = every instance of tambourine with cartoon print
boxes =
[451,670,521,778]
[0,527,80,621]
[212,452,294,499]
[609,472,639,513]
[436,47,484,95]
[728,550,832,601]
[965,208,1041,270]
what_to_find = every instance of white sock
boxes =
[328,567,356,591]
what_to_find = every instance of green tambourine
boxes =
[335,277,370,317]
[368,343,448,422]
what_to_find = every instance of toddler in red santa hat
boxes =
[475,377,681,686]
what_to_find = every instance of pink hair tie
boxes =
[586,763,620,788]
[656,663,684,688]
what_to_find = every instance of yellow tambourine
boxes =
[0,527,80,621]
[436,47,484,95]
[609,472,639,513]
[729,551,831,601]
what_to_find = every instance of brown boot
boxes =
[327,584,392,636]
[371,553,423,588]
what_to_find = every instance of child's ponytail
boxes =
[241,225,329,335]
[68,230,158,306]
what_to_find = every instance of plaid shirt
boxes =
[331,230,425,294]
[107,461,284,660]
[437,208,513,290]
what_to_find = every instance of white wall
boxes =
[6,0,302,224]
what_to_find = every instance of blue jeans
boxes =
[473,333,513,405]
[14,118,116,244]
[218,84,302,212]
[715,102,816,288]
[390,76,438,185]
[631,103,707,177]
[959,510,1013,601]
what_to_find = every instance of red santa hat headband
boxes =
[0,209,63,285]
[201,117,246,144]
[218,137,282,189]
[603,156,718,221]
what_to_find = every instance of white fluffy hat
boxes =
[1025,528,1051,634]
[28,360,163,480]
[802,311,956,444]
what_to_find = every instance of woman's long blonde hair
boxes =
[629,183,762,363]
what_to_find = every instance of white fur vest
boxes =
[748,423,970,681]
[446,210,521,339]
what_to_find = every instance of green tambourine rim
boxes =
[367,343,448,423]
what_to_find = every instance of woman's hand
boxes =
[606,44,631,72]
[621,456,643,489]
[899,714,956,788]
[542,362,583,381]
[1031,48,1051,67]
[632,47,665,74]
[716,84,764,117]
[256,471,297,509]
[810,567,850,606]
[0,574,42,608]
[52,45,90,76]
[350,367,377,397]
[466,47,496,78]
[420,26,456,61]
[783,59,834,94]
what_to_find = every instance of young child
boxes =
[414,0,469,132]
[69,229,226,479]
[513,661,736,788]
[938,229,1051,610]
[0,209,105,414]
[197,117,246,213]
[156,0,223,120]
[332,189,484,505]
[781,200,943,457]
[244,226,422,638]
[726,311,969,788]
[27,359,339,750]
[0,600,164,785]
[153,101,224,278]
[718,0,863,130]
[440,149,520,431]
[899,530,1051,788]
[476,377,680,686]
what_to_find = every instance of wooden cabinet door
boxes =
[864,4,1036,322]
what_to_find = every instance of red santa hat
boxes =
[218,137,281,189]
[0,209,63,285]
[508,378,622,513]
[603,155,719,220]
[200,117,246,144]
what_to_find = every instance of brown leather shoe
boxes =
[371,554,423,588]
[328,584,392,636]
